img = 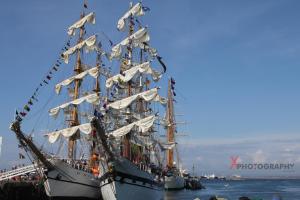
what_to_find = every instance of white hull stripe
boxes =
[46,177,101,189]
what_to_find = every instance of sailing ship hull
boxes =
[164,175,185,190]
[99,158,163,200]
[42,159,101,200]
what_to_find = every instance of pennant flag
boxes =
[20,112,27,117]
[171,77,176,85]
[108,39,113,46]
[16,115,22,122]
[173,91,176,96]
[35,88,39,92]
[171,85,175,90]
[24,105,30,112]
[64,47,68,51]
[15,110,22,121]
[53,66,58,71]
[46,75,52,80]
[43,80,48,84]
[84,0,88,8]
[32,96,38,102]
[40,83,43,87]
[66,42,70,47]
[28,99,33,105]
[19,153,25,159]
[142,6,151,12]
[156,56,167,73]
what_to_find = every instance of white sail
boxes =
[159,142,176,150]
[62,35,97,64]
[108,115,156,138]
[106,62,161,88]
[55,67,99,94]
[46,123,92,144]
[110,28,150,59]
[107,88,167,110]
[49,93,100,117]
[68,12,96,36]
[117,3,144,31]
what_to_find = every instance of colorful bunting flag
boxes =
[24,105,30,112]
[171,77,176,85]
[31,96,38,102]
[20,112,27,117]
[156,56,167,73]
[28,99,33,105]
[142,6,151,12]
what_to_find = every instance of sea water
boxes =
[164,179,300,200]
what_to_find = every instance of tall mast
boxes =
[121,3,135,160]
[167,79,175,167]
[68,12,85,159]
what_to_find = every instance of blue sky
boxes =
[1,0,300,177]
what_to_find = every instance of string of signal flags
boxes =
[15,36,73,122]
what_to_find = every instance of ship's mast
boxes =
[167,79,175,167]
[89,53,101,168]
[121,3,135,160]
[68,12,85,160]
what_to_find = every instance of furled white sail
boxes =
[47,123,92,143]
[62,35,97,64]
[159,142,176,150]
[68,12,96,36]
[105,61,161,88]
[49,93,100,117]
[110,28,150,59]
[117,3,144,31]
[107,88,167,110]
[55,67,99,94]
[108,115,156,138]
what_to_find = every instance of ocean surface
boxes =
[164,179,300,200]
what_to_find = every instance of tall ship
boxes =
[9,1,175,199]
[10,2,103,199]
[163,79,185,190]
[92,2,169,200]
